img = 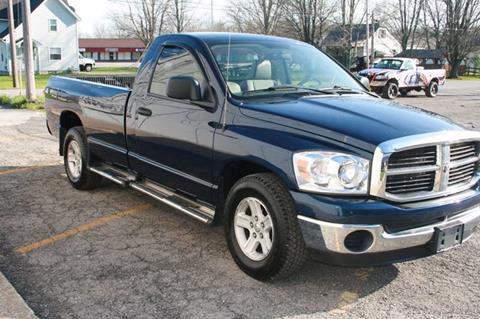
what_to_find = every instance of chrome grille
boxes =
[371,132,480,203]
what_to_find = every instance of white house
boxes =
[324,23,402,62]
[0,0,80,74]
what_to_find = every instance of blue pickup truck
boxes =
[45,33,480,280]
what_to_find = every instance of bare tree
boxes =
[383,0,423,52]
[425,0,446,49]
[444,0,480,77]
[283,0,333,47]
[168,0,192,33]
[227,0,285,35]
[338,0,359,66]
[109,0,169,46]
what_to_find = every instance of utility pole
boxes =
[371,12,375,65]
[210,0,214,30]
[22,0,36,101]
[7,0,19,88]
[365,0,369,69]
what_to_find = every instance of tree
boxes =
[283,0,333,47]
[109,0,169,46]
[338,0,359,66]
[444,0,480,77]
[424,0,446,49]
[227,0,285,35]
[168,0,192,33]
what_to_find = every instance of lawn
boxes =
[0,67,138,90]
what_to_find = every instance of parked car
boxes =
[45,33,480,280]
[79,54,95,72]
[358,58,446,99]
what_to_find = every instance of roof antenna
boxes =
[222,33,232,129]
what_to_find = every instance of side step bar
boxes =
[89,165,214,224]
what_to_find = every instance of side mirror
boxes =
[359,76,370,91]
[167,76,201,101]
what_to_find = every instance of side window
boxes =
[403,60,415,70]
[149,46,205,97]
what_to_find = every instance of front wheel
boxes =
[425,81,438,97]
[225,173,307,280]
[64,127,102,190]
[85,64,93,72]
[382,82,399,99]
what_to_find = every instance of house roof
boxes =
[395,49,446,59]
[324,23,380,43]
[79,38,146,49]
[0,0,80,39]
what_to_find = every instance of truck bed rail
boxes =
[68,74,136,89]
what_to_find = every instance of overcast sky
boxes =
[69,0,230,37]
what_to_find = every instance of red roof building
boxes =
[79,38,146,62]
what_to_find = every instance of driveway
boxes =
[0,81,479,319]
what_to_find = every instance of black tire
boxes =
[63,126,102,190]
[85,64,93,72]
[225,173,307,280]
[425,81,438,97]
[382,81,399,99]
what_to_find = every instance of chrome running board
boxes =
[89,165,214,224]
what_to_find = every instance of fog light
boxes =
[344,230,374,253]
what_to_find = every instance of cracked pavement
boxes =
[0,81,479,319]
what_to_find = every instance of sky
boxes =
[69,0,230,37]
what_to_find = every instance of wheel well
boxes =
[430,78,439,84]
[214,160,274,223]
[59,111,83,155]
[387,78,399,86]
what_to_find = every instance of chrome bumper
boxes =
[298,206,480,254]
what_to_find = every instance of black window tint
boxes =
[150,46,204,96]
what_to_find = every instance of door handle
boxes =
[137,107,152,117]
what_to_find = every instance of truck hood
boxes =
[358,68,397,77]
[239,95,465,151]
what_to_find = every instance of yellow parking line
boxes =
[0,167,39,176]
[0,164,59,176]
[16,204,152,254]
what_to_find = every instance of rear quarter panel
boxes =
[45,76,131,166]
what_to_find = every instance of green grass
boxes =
[0,66,138,90]
[452,75,480,81]
[0,94,45,110]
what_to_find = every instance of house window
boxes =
[49,19,57,32]
[49,48,62,60]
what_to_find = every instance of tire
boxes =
[382,81,399,99]
[85,64,93,72]
[425,81,438,97]
[63,126,102,190]
[225,173,307,280]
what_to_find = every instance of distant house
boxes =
[324,23,402,62]
[79,39,146,62]
[0,0,80,74]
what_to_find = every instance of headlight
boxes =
[374,74,387,81]
[293,151,370,194]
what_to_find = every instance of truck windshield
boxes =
[374,59,403,70]
[209,41,364,98]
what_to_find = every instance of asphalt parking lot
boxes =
[1,81,479,319]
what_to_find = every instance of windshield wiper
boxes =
[319,86,366,95]
[244,85,334,95]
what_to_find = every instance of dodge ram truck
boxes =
[358,58,446,99]
[45,33,480,280]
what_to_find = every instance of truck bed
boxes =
[45,76,132,166]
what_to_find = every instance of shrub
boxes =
[0,95,12,105]
[11,96,28,108]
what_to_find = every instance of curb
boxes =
[0,272,38,319]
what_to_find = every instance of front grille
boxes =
[381,140,480,200]
[386,172,435,194]
[388,146,437,169]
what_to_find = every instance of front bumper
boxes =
[299,205,480,255]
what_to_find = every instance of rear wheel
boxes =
[225,173,307,280]
[425,81,438,97]
[64,127,102,190]
[382,82,399,99]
